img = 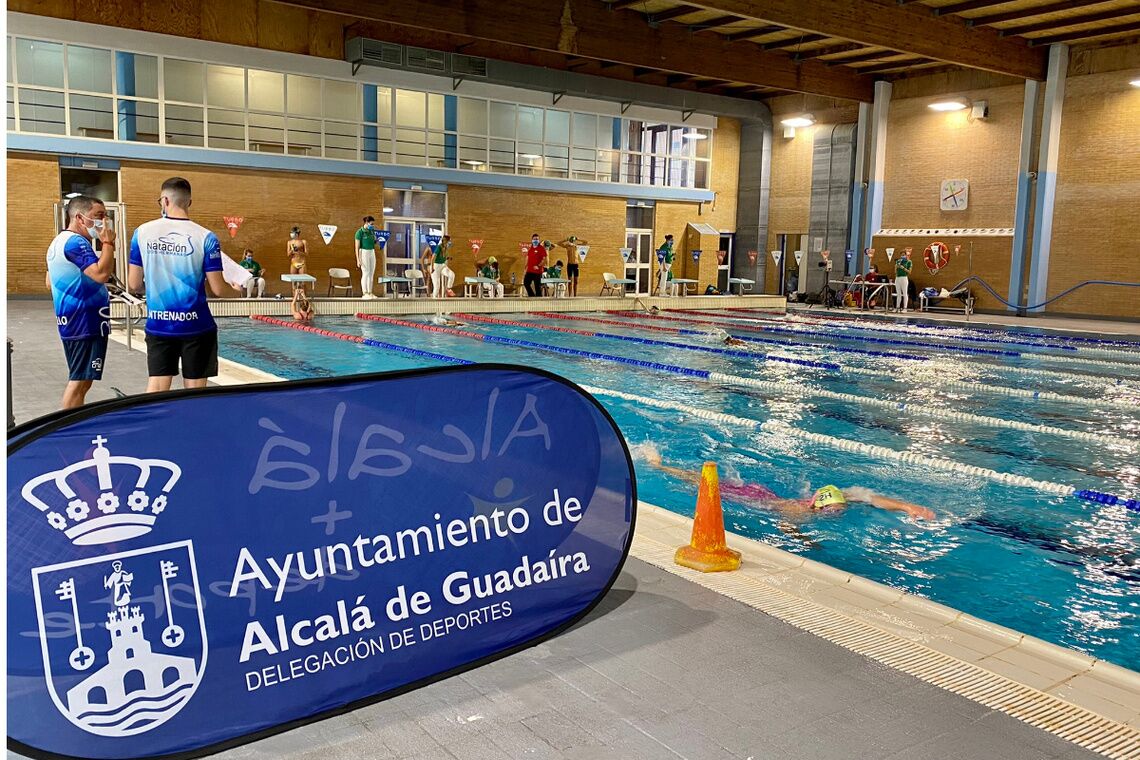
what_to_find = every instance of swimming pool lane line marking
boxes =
[414,312,1135,448]
[593,311,1140,411]
[634,309,1140,376]
[248,315,476,365]
[357,313,841,372]
[723,308,1140,361]
[581,385,1140,511]
[615,310,1140,390]
[527,311,931,363]
[251,315,1140,511]
[763,307,1140,351]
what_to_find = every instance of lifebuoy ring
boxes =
[924,241,951,274]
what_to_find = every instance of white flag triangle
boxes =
[318,224,338,245]
[770,250,782,264]
[886,247,895,262]
[793,250,804,266]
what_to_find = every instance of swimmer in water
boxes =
[429,314,466,328]
[640,444,934,520]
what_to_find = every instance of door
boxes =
[624,230,653,295]
[53,202,129,285]
[776,233,807,296]
[717,233,733,292]
[384,221,415,279]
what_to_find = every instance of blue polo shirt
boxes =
[129,217,222,336]
[47,231,109,341]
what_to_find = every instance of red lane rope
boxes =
[529,311,693,334]
[251,314,366,342]
[354,313,484,340]
[450,312,597,337]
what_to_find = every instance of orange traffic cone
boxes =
[674,462,741,573]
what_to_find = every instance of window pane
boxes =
[395,128,426,165]
[693,129,712,158]
[428,131,455,168]
[164,59,203,103]
[324,121,358,159]
[518,106,542,142]
[67,46,112,93]
[571,147,596,180]
[287,74,321,116]
[367,86,392,124]
[626,206,654,229]
[625,120,644,152]
[543,144,568,178]
[458,97,487,135]
[207,65,244,109]
[669,125,688,156]
[598,149,619,182]
[7,86,15,131]
[69,93,113,138]
[287,116,320,155]
[695,159,710,189]
[117,99,159,143]
[427,93,448,131]
[489,138,514,173]
[395,89,425,128]
[248,69,283,112]
[490,101,515,138]
[323,79,357,121]
[598,116,619,149]
[18,88,64,133]
[518,142,542,176]
[207,108,244,150]
[459,134,487,168]
[165,104,204,146]
[647,155,667,185]
[362,124,392,161]
[15,39,64,89]
[249,112,284,153]
[669,157,693,188]
[545,109,569,144]
[7,45,13,84]
[382,188,446,218]
[621,153,641,184]
[572,112,596,147]
[115,52,158,99]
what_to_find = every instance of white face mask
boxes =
[290,233,298,239]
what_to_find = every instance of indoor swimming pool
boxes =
[217,308,1140,671]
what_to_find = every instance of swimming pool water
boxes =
[218,309,1140,670]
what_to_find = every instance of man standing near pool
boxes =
[895,249,913,312]
[656,234,675,296]
[355,216,379,299]
[128,177,234,392]
[555,235,589,297]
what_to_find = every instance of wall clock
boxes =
[940,178,969,211]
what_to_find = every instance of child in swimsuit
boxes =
[286,226,309,275]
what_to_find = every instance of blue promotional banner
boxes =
[691,249,701,264]
[373,229,391,249]
[8,366,636,759]
[424,234,442,248]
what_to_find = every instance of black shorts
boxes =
[567,263,580,278]
[146,330,218,379]
[62,337,108,381]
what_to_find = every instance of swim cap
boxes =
[488,256,497,263]
[812,485,846,510]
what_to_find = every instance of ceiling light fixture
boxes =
[518,153,541,160]
[64,192,81,198]
[681,131,708,140]
[382,206,394,213]
[929,97,970,112]
[1131,79,1140,88]
[779,114,815,128]
[463,160,484,166]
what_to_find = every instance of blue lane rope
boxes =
[1075,489,1140,513]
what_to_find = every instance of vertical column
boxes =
[859,81,891,274]
[847,102,871,276]
[1027,44,1069,313]
[444,94,457,168]
[115,52,137,141]
[362,85,378,161]
[1008,79,1041,312]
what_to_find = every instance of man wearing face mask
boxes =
[430,235,455,299]
[523,232,547,297]
[46,195,116,409]
[354,216,379,299]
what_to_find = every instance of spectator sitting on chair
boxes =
[239,249,266,298]
[477,256,504,298]
[544,260,564,296]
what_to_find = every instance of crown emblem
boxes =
[21,435,181,546]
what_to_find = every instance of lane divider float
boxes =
[249,315,474,365]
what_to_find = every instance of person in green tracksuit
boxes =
[430,235,454,299]
[656,234,675,296]
[895,249,913,311]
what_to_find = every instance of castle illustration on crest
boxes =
[21,435,182,546]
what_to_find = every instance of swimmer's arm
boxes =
[844,487,934,520]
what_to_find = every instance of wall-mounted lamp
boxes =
[928,97,970,112]
[780,114,815,128]
[1131,79,1140,88]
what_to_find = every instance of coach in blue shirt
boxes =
[46,195,116,409]
[128,177,234,392]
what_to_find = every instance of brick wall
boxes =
[1047,71,1140,318]
[447,186,627,295]
[765,125,816,293]
[7,154,65,294]
[119,163,381,297]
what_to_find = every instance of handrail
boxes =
[952,276,1140,312]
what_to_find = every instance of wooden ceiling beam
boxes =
[854,57,933,74]
[934,0,1011,15]
[967,0,1109,27]
[607,0,650,9]
[1028,18,1140,44]
[763,33,830,50]
[825,48,900,64]
[723,25,783,40]
[794,42,865,59]
[1001,7,1140,36]
[648,5,700,23]
[684,0,1047,77]
[692,14,743,29]
[275,0,874,99]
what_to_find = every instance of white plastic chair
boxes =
[600,272,636,296]
[327,268,353,297]
[405,269,428,298]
